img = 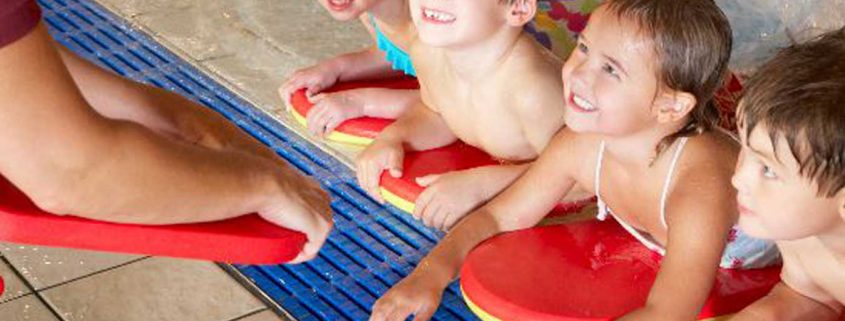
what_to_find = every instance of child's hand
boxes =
[279,62,341,108]
[305,91,366,138]
[369,272,444,321]
[258,172,333,264]
[356,138,404,203]
[414,170,487,230]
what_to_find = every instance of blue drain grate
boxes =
[38,0,478,320]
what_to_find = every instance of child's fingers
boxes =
[414,189,435,221]
[412,306,437,321]
[279,77,308,108]
[415,174,441,187]
[366,161,385,203]
[431,202,451,231]
[306,104,328,137]
[388,150,404,178]
[422,203,443,228]
[322,114,343,137]
[368,300,393,321]
[386,306,414,321]
[442,212,462,231]
[309,92,327,103]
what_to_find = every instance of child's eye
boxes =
[577,42,588,54]
[761,165,778,179]
[602,63,620,78]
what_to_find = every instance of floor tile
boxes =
[0,260,32,303]
[0,243,143,290]
[222,0,371,62]
[0,295,60,321]
[41,258,265,321]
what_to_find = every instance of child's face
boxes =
[317,0,381,21]
[410,0,509,48]
[561,6,662,136]
[732,123,842,240]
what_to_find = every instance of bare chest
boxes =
[424,77,538,161]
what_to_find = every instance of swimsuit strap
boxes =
[595,141,666,254]
[659,137,689,229]
[595,141,608,221]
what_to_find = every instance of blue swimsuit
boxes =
[371,16,416,77]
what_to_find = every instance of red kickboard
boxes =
[379,142,595,216]
[289,77,419,140]
[0,176,306,264]
[461,219,782,321]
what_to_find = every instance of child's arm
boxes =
[617,160,736,321]
[733,250,843,321]
[731,282,842,321]
[279,47,403,105]
[356,95,458,202]
[305,88,420,138]
[368,129,583,321]
[413,163,530,230]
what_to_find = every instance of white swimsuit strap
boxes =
[595,141,606,196]
[659,137,689,229]
[614,215,667,255]
[595,141,608,220]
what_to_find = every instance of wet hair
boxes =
[739,28,845,198]
[604,0,732,156]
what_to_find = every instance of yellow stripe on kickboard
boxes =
[380,187,416,214]
[461,286,733,321]
[288,104,374,146]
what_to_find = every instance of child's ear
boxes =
[506,0,537,27]
[654,90,697,124]
[836,190,845,222]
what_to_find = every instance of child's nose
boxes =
[569,61,593,90]
[731,155,748,192]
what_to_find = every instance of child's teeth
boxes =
[574,95,595,110]
[423,9,454,22]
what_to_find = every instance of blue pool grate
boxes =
[37,0,478,320]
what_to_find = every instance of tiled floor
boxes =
[0,0,373,320]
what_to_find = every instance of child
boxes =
[730,28,845,321]
[368,1,779,320]
[279,0,419,138]
[357,0,583,230]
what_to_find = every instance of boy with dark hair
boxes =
[732,28,845,321]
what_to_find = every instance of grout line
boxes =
[217,264,297,321]
[33,256,151,292]
[0,256,65,320]
[226,307,269,321]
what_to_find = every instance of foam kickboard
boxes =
[378,142,595,217]
[0,176,306,264]
[461,219,782,321]
[288,77,419,146]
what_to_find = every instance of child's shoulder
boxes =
[502,37,565,111]
[779,239,845,310]
[680,130,740,173]
[506,35,564,77]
